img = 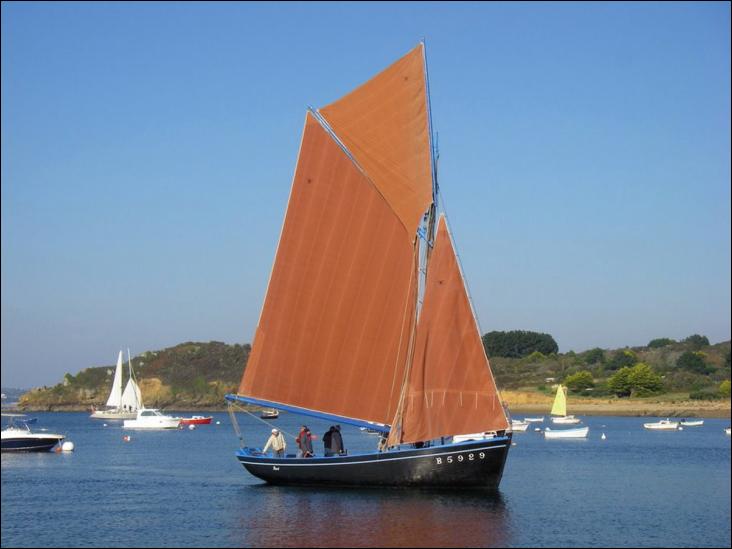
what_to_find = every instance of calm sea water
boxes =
[1,412,730,548]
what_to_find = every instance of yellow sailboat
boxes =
[544,384,589,438]
[550,385,581,424]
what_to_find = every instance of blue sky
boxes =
[2,2,730,388]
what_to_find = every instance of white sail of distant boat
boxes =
[90,349,142,420]
[119,349,143,411]
[104,351,124,409]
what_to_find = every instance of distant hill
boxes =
[18,341,249,411]
[16,336,731,411]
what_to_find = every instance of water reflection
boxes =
[229,485,513,547]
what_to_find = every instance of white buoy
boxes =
[123,435,131,442]
[188,424,196,430]
[103,423,108,427]
[534,427,541,432]
[215,421,221,425]
[61,441,75,452]
[601,433,606,440]
[679,426,684,431]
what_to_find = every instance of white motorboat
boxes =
[123,409,180,430]
[724,427,730,436]
[543,426,589,439]
[679,419,704,427]
[1,414,65,452]
[90,349,143,420]
[511,419,529,432]
[643,419,679,431]
[523,416,544,423]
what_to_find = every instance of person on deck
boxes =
[296,425,314,458]
[263,428,286,457]
[323,426,335,456]
[331,424,345,455]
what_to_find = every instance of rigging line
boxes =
[228,400,298,440]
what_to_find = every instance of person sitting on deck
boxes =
[296,425,314,458]
[263,428,286,457]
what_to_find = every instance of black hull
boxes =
[1,437,64,452]
[236,435,511,488]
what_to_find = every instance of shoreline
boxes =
[6,403,731,419]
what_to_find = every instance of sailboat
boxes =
[224,43,512,488]
[550,385,581,424]
[90,350,143,420]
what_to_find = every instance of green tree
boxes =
[583,348,605,364]
[607,350,637,371]
[648,338,675,348]
[719,380,731,398]
[627,363,663,396]
[683,334,709,350]
[677,351,713,374]
[608,367,633,397]
[564,371,595,393]
[482,330,558,358]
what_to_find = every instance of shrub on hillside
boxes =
[482,331,558,359]
[564,370,595,393]
[677,351,713,375]
[648,338,675,348]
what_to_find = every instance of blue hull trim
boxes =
[225,394,391,433]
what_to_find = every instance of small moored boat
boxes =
[260,408,279,419]
[511,420,529,432]
[123,409,180,430]
[679,419,703,427]
[523,417,544,423]
[643,419,678,431]
[177,416,213,425]
[543,426,589,439]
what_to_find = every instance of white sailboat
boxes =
[90,350,143,420]
[550,385,581,424]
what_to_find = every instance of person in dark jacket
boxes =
[331,424,345,455]
[323,426,335,456]
[296,425,314,457]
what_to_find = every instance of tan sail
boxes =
[238,112,418,425]
[319,44,433,237]
[395,216,509,444]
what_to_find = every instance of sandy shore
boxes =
[501,390,731,418]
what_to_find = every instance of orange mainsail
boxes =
[395,216,509,443]
[239,113,417,425]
